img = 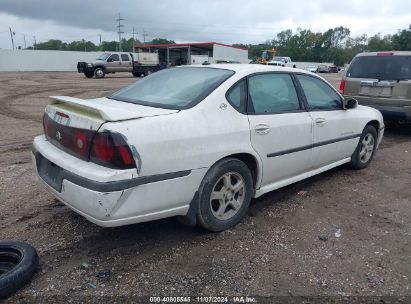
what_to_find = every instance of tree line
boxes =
[234,26,410,65]
[28,26,410,65]
[29,38,175,52]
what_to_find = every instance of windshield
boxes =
[274,57,285,62]
[109,67,235,109]
[347,55,411,80]
[96,53,110,60]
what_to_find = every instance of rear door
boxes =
[295,74,359,169]
[246,72,313,187]
[120,53,133,72]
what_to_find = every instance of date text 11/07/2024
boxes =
[149,296,257,303]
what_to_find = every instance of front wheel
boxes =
[349,125,378,169]
[197,158,253,232]
[94,67,105,79]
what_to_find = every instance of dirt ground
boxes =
[0,71,410,302]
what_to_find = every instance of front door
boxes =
[247,73,313,189]
[295,74,359,169]
[106,54,121,72]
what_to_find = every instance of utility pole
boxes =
[23,35,26,49]
[116,13,125,52]
[142,29,149,45]
[132,26,137,53]
[9,27,15,50]
[33,36,37,50]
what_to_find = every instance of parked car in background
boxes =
[317,65,330,73]
[340,51,411,122]
[328,66,339,73]
[33,65,383,232]
[77,52,134,79]
[307,66,317,73]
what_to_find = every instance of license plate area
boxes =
[36,153,63,192]
[359,81,393,97]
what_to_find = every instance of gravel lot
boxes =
[0,71,410,301]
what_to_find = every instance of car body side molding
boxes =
[267,133,361,158]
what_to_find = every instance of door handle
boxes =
[255,124,270,135]
[315,118,326,126]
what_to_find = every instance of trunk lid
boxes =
[43,96,178,160]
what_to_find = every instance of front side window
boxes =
[109,67,234,109]
[121,54,130,61]
[247,73,300,114]
[109,54,119,61]
[297,75,342,110]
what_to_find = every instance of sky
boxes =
[0,0,410,49]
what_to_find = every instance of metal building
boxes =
[133,42,249,66]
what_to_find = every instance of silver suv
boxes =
[77,52,134,79]
[340,51,411,122]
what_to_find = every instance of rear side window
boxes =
[226,79,246,111]
[121,54,130,61]
[248,73,300,114]
[347,55,411,80]
[297,75,342,110]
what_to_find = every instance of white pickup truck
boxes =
[267,56,296,68]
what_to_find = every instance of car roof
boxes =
[180,64,310,75]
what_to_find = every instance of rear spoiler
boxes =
[48,96,179,121]
[49,96,137,121]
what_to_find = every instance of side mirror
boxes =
[107,58,114,62]
[344,98,358,109]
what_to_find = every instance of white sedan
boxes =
[32,65,384,232]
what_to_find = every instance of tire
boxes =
[0,241,39,299]
[143,69,153,77]
[132,71,140,77]
[84,71,93,78]
[349,125,378,169]
[197,158,253,232]
[94,67,105,79]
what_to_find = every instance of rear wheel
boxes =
[132,71,140,77]
[197,158,253,232]
[144,69,153,77]
[349,125,377,169]
[0,241,39,299]
[94,67,105,79]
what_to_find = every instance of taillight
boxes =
[43,112,95,160]
[339,80,346,94]
[90,132,136,169]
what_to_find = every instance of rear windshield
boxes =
[109,67,234,109]
[347,55,411,80]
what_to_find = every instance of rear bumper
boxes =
[32,135,205,227]
[345,96,411,120]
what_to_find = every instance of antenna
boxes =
[116,13,125,51]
